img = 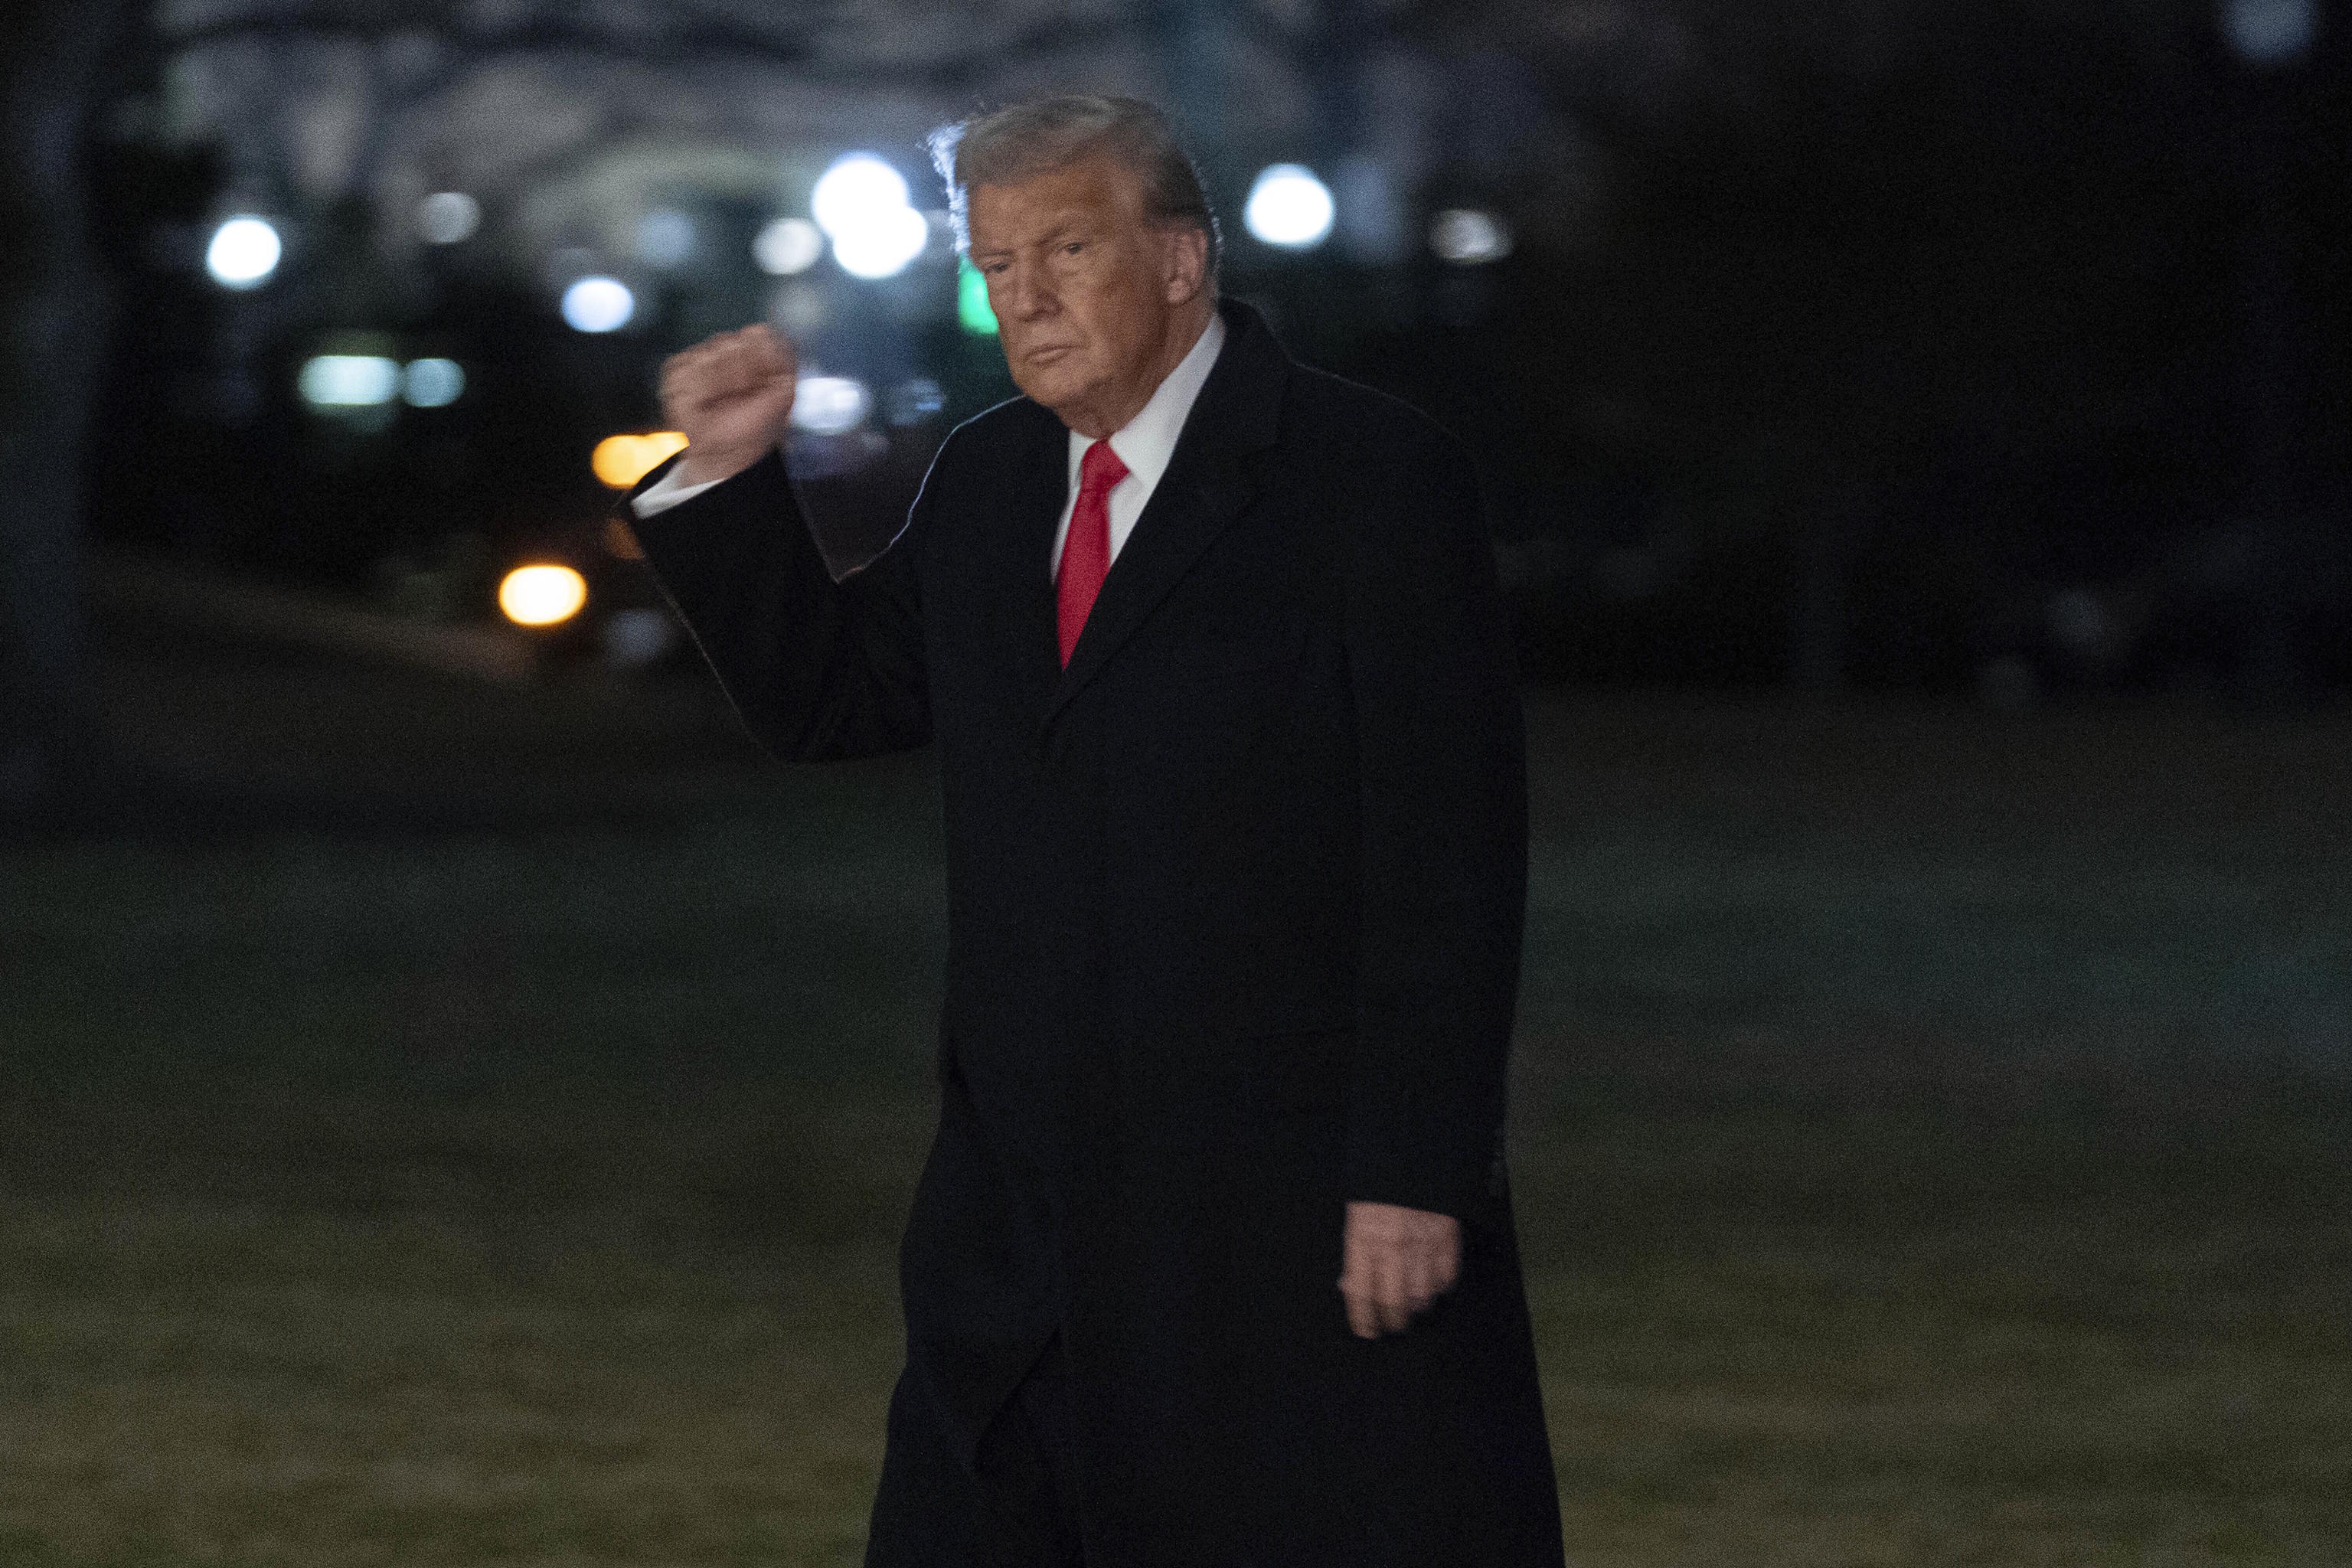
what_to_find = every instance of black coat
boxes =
[629,299,1563,1566]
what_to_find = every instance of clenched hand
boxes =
[658,323,799,488]
[1338,1200,1462,1338]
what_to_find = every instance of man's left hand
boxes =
[1338,1200,1462,1338]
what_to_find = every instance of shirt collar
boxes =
[1066,309,1227,495]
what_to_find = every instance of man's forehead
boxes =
[968,159,1143,240]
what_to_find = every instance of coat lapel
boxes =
[999,405,1072,730]
[1037,299,1290,730]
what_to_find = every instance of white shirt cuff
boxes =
[630,456,751,518]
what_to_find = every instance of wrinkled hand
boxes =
[1338,1200,1462,1338]
[658,323,798,487]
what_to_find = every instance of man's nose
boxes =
[1004,260,1055,320]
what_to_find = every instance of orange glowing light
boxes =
[592,430,689,489]
[498,564,587,627]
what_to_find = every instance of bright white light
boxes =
[498,565,587,628]
[831,205,929,279]
[2221,0,2316,64]
[561,276,635,333]
[402,358,466,407]
[416,191,480,245]
[298,354,399,408]
[791,375,871,434]
[206,216,282,289]
[636,208,694,268]
[811,154,929,279]
[1243,165,1335,250]
[811,154,912,239]
[753,216,824,275]
[1429,208,1512,265]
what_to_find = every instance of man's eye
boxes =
[1063,241,1084,256]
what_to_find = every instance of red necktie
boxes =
[1056,439,1129,666]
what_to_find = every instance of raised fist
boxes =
[658,323,799,488]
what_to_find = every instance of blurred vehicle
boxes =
[83,164,1011,681]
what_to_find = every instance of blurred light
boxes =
[298,354,399,408]
[812,154,912,238]
[592,430,689,489]
[401,358,465,407]
[1243,165,1335,250]
[812,153,928,279]
[562,276,635,332]
[2221,0,2316,64]
[1429,209,1512,265]
[754,216,823,275]
[832,206,929,279]
[498,565,587,627]
[792,375,871,435]
[958,259,998,335]
[206,216,282,289]
[886,377,946,426]
[416,191,479,245]
[601,606,677,669]
[636,207,695,268]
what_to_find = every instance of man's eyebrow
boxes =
[969,210,1099,256]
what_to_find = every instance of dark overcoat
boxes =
[628,299,1563,1566]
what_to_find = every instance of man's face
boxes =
[965,156,1204,434]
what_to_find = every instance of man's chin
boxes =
[1008,362,1089,415]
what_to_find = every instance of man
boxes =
[627,95,1562,1566]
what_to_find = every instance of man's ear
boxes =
[1161,225,1210,305]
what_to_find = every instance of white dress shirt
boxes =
[632,313,1227,586]
[1044,310,1223,580]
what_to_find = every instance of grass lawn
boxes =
[3,641,2349,1565]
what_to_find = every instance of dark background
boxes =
[2,3,2347,1563]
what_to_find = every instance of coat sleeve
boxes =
[620,445,930,762]
[1341,425,1528,1224]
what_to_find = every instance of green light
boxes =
[957,260,998,335]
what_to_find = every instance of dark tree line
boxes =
[0,0,142,819]
[1401,0,2347,694]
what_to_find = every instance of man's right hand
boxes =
[658,323,799,488]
